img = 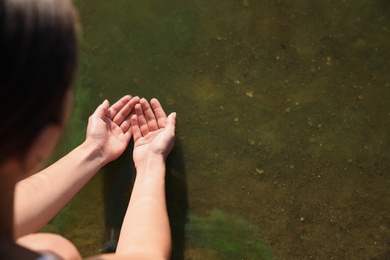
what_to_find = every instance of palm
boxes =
[85,96,139,163]
[86,116,129,161]
[132,129,167,163]
[131,98,176,168]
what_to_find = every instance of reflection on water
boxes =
[44,0,390,258]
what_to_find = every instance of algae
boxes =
[185,210,273,259]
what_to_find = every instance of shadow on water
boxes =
[100,139,189,259]
[101,144,134,253]
[165,140,189,260]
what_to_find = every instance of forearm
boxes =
[13,140,106,238]
[116,156,171,259]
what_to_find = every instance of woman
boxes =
[0,0,175,259]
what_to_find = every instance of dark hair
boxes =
[0,0,79,162]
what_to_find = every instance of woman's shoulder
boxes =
[16,233,81,260]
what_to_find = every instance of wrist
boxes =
[76,140,107,169]
[135,155,166,181]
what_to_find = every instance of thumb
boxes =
[93,99,110,118]
[162,112,176,157]
[165,112,176,133]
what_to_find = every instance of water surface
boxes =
[45,0,390,259]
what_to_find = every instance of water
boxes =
[43,0,390,259]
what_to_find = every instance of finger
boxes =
[119,110,135,135]
[106,95,132,120]
[113,96,140,131]
[165,112,177,135]
[161,112,176,156]
[135,103,149,136]
[122,125,132,143]
[140,98,159,131]
[130,114,142,141]
[150,98,167,128]
[92,99,110,119]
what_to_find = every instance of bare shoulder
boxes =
[16,233,82,260]
[86,252,167,260]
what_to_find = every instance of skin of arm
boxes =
[114,98,176,260]
[13,95,140,238]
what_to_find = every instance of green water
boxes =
[44,0,390,259]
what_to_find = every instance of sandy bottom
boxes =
[43,0,390,259]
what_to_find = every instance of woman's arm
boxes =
[115,98,176,259]
[13,95,140,238]
[14,140,106,238]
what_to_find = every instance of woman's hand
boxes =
[131,98,176,169]
[13,96,140,238]
[85,95,140,164]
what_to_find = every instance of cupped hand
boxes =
[131,98,176,168]
[85,95,140,164]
